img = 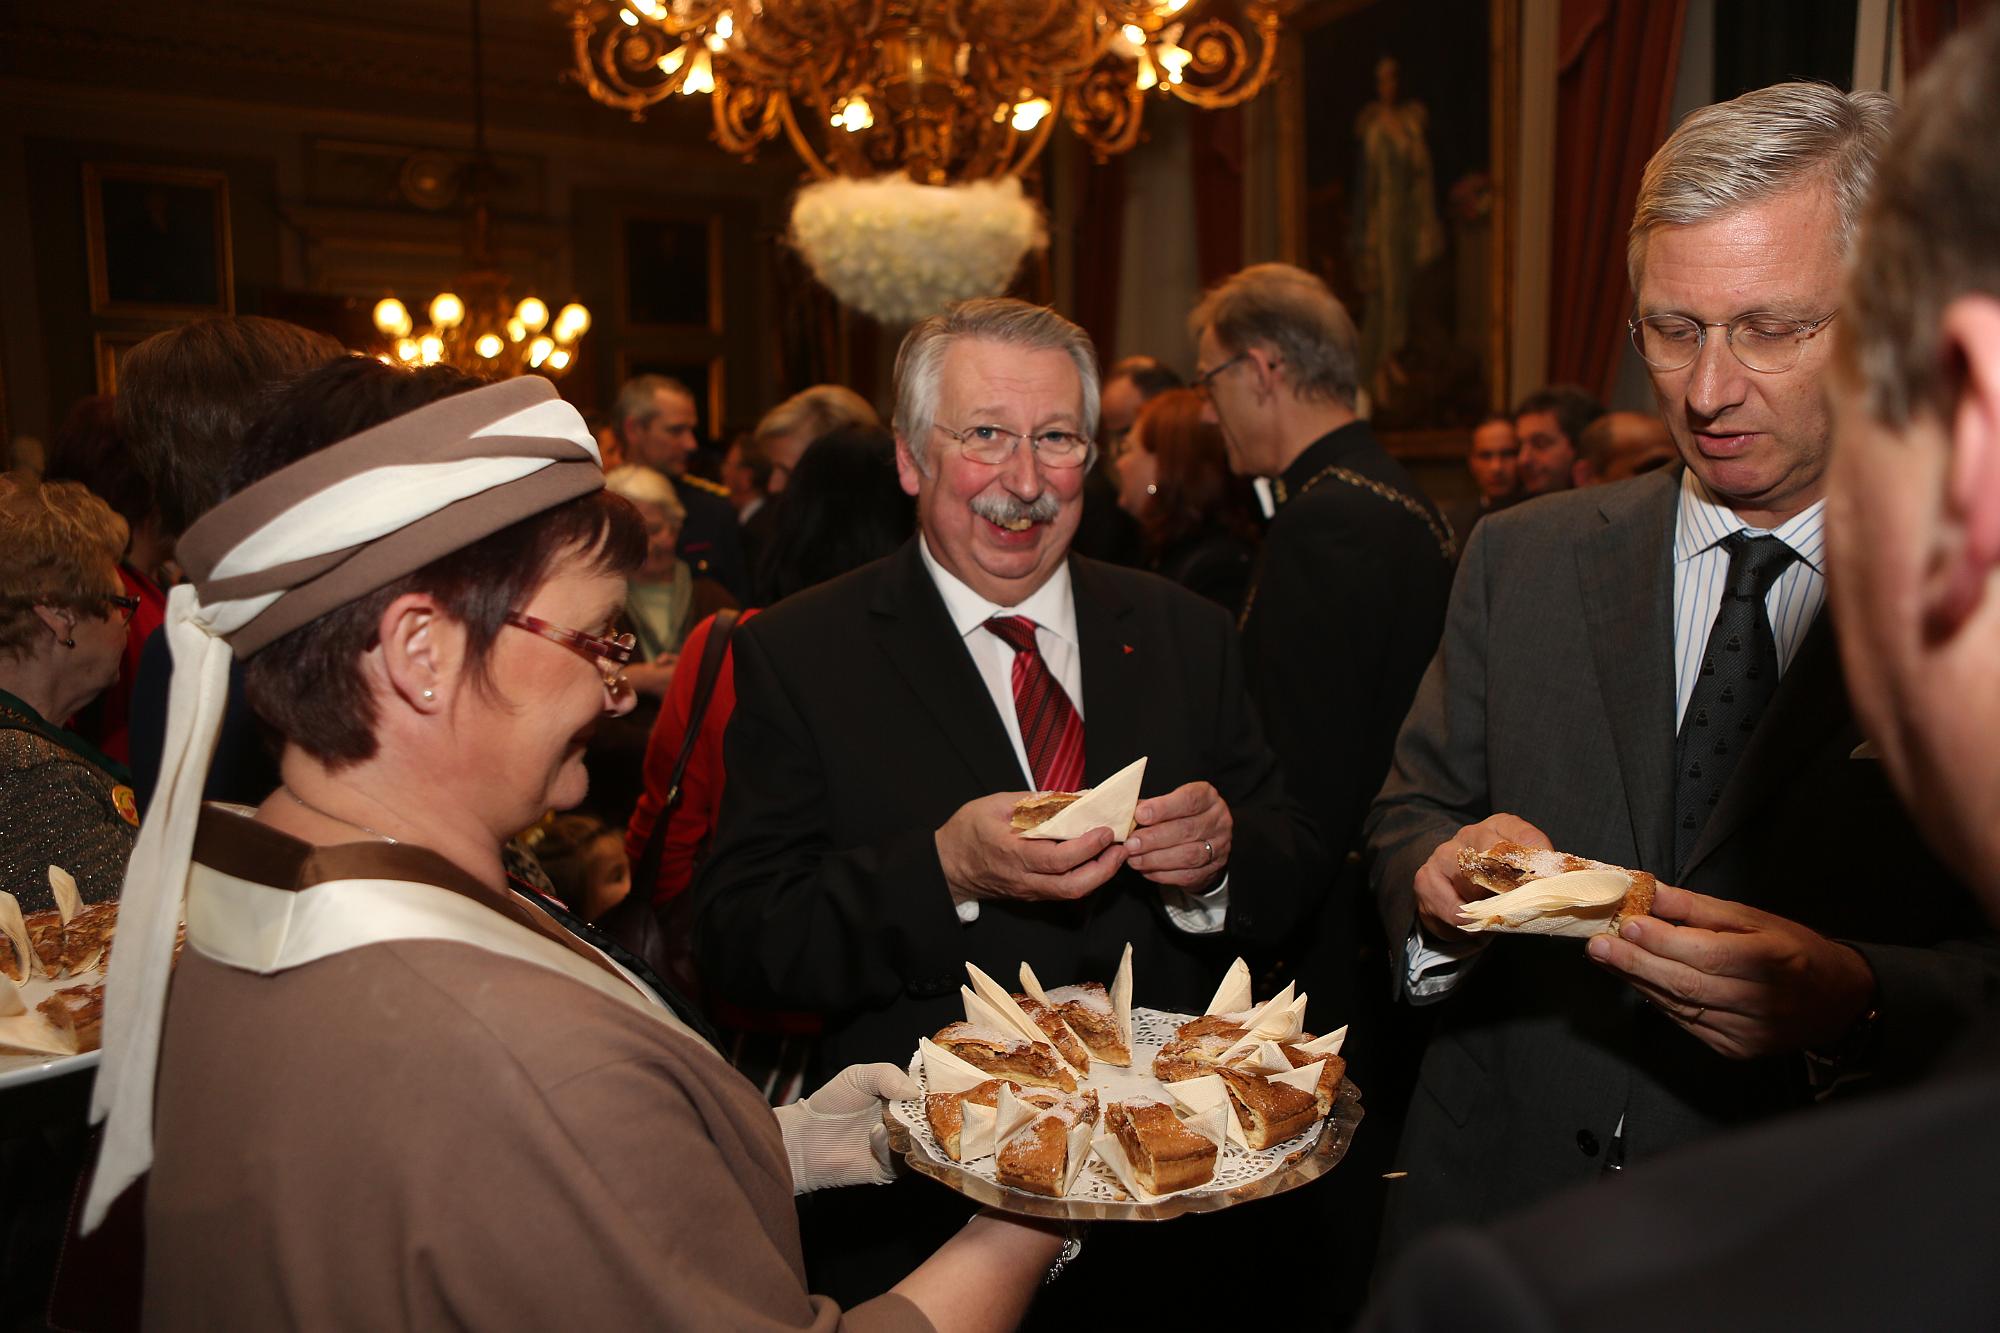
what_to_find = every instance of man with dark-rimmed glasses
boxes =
[1366,79,1996,1256]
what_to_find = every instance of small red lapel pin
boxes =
[1122,643,1135,655]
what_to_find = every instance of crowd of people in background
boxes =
[6,14,2000,1326]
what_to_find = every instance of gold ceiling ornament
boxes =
[561,0,1284,186]
[374,0,590,379]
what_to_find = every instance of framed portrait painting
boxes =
[619,213,723,333]
[1284,0,1512,440]
[84,164,235,320]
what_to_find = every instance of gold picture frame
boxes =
[84,163,235,320]
[92,330,156,395]
[614,351,727,439]
[1279,0,1516,435]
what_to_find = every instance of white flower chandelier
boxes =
[788,174,1047,325]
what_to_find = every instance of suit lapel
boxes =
[1575,476,1680,875]
[1070,557,1144,786]
[869,540,1027,794]
[1681,612,1851,880]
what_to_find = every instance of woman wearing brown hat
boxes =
[90,359,1058,1330]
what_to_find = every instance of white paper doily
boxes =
[886,1006,1362,1221]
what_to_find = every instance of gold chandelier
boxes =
[371,201,592,379]
[373,0,591,378]
[562,0,1283,186]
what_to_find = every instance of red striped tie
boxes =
[983,615,1085,791]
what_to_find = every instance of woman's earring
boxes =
[62,637,76,649]
[421,688,435,701]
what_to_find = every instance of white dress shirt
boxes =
[917,538,1226,932]
[1404,470,1829,1001]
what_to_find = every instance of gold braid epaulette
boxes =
[1240,464,1457,628]
[678,473,730,499]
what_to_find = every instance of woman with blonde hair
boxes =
[0,474,141,910]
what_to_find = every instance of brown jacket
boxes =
[146,815,927,1331]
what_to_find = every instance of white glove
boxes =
[772,1062,922,1194]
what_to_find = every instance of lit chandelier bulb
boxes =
[681,45,715,95]
[528,335,555,368]
[553,303,591,340]
[1010,97,1052,132]
[428,292,465,329]
[372,297,412,338]
[475,333,504,359]
[515,297,549,333]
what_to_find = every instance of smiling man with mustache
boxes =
[691,297,1324,1308]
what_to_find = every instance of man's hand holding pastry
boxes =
[1587,886,1878,1060]
[1123,782,1232,893]
[937,792,1128,907]
[1413,814,1555,940]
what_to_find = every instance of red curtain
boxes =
[1190,105,1246,290]
[1902,0,1992,77]
[1069,151,1127,365]
[1546,0,1689,399]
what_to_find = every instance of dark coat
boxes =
[1361,1027,2000,1333]
[690,538,1326,1075]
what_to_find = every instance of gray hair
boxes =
[755,383,880,447]
[603,464,685,521]
[612,374,695,444]
[892,298,1100,472]
[1188,263,1361,406]
[1629,81,1896,287]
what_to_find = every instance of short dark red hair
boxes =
[1131,388,1256,552]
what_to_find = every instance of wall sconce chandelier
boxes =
[562,0,1284,186]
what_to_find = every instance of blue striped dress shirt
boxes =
[1671,469,1827,728]
[1406,468,1829,1001]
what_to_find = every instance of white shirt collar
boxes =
[917,535,1077,646]
[1672,467,1827,573]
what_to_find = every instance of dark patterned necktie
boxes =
[983,615,1085,791]
[1673,533,1799,867]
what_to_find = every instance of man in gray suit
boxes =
[1361,19,2000,1326]
[1366,80,2000,1250]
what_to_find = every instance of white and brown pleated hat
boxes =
[84,373,603,1230]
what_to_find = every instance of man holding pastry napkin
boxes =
[1364,78,2000,1254]
[692,298,1324,1307]
[1365,20,2000,1324]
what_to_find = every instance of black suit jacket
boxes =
[1365,469,1999,1242]
[1243,421,1455,868]
[1362,1028,2000,1332]
[675,483,750,604]
[691,539,1326,1073]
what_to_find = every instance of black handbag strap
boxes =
[634,609,740,898]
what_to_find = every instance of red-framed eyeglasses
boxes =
[504,611,636,694]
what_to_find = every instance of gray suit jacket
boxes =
[1365,469,1998,1243]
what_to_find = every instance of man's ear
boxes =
[1572,458,1595,488]
[372,592,463,716]
[894,434,925,497]
[1247,345,1283,400]
[1928,296,2000,640]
